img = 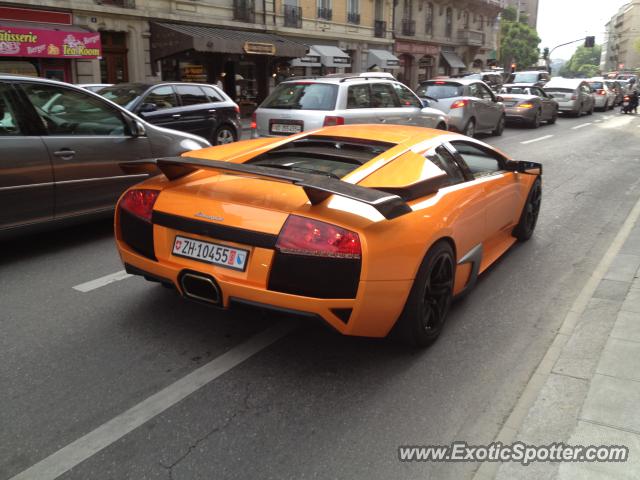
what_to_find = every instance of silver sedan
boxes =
[499,83,559,128]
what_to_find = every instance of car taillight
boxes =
[323,116,345,127]
[571,94,577,100]
[234,105,240,114]
[251,112,257,130]
[119,189,159,223]
[276,215,361,259]
[597,89,606,95]
[518,102,534,109]
[451,99,469,109]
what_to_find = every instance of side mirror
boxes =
[138,103,157,114]
[123,115,147,137]
[495,95,504,103]
[505,160,542,175]
[420,98,430,108]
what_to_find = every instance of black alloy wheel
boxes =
[530,109,541,128]
[548,107,558,124]
[392,241,455,347]
[513,177,542,241]
[463,119,476,138]
[213,125,237,145]
[492,115,505,136]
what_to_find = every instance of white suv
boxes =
[253,73,448,137]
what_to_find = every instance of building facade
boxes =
[601,1,640,73]
[503,0,537,29]
[393,0,504,88]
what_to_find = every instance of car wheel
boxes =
[513,177,542,242]
[436,122,447,130]
[392,241,455,348]
[530,110,541,128]
[587,103,594,115]
[213,125,237,145]
[548,108,558,124]
[492,115,505,136]
[463,118,476,137]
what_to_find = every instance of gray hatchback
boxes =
[253,74,448,137]
[416,78,506,137]
[0,76,210,237]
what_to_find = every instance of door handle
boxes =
[379,118,386,123]
[53,149,76,160]
[207,109,217,113]
[171,114,182,119]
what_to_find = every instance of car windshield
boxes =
[261,83,338,110]
[513,73,540,83]
[589,82,604,89]
[416,83,463,99]
[99,85,147,110]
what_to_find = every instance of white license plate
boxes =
[271,123,302,133]
[172,236,249,271]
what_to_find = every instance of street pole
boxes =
[546,37,587,74]
[516,0,521,23]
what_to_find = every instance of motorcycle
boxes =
[622,94,638,114]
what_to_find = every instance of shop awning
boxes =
[310,45,351,68]
[290,52,321,68]
[150,22,307,61]
[441,51,466,69]
[367,49,400,70]
[0,21,101,59]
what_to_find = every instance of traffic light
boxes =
[584,36,595,48]
[511,63,517,73]
[542,47,549,60]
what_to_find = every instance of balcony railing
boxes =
[234,0,255,23]
[317,7,332,20]
[284,5,302,28]
[458,29,485,46]
[402,19,415,36]
[347,11,360,24]
[96,0,135,7]
[374,20,386,38]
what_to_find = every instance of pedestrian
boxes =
[216,74,225,92]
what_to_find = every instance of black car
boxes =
[99,82,241,145]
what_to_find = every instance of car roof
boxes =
[422,78,478,85]
[280,76,397,85]
[543,77,586,87]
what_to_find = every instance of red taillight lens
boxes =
[234,105,240,114]
[518,102,534,109]
[119,189,159,223]
[451,99,469,109]
[323,116,345,127]
[250,112,257,130]
[276,215,361,259]
[571,94,577,100]
[624,95,630,101]
[597,89,606,95]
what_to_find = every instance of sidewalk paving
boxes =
[476,220,640,479]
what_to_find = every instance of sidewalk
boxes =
[476,204,640,479]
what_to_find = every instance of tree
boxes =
[501,5,529,24]
[559,45,602,77]
[499,19,541,70]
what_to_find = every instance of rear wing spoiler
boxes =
[121,157,412,220]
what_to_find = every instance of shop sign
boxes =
[0,25,102,58]
[243,42,275,55]
[299,55,320,63]
[386,59,400,67]
[333,56,349,64]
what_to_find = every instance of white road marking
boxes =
[571,122,592,130]
[603,115,611,119]
[520,135,554,145]
[72,270,132,292]
[9,321,296,480]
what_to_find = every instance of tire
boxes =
[463,118,476,137]
[391,241,455,348]
[513,177,542,242]
[436,122,447,130]
[548,108,558,124]
[529,110,541,128]
[587,103,594,115]
[212,125,237,145]
[492,115,505,136]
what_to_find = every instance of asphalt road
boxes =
[2,110,640,480]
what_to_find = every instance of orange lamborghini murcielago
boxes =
[116,125,541,347]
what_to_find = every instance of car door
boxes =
[533,87,553,118]
[135,85,184,131]
[391,82,432,127]
[174,84,217,140]
[0,82,54,230]
[476,83,502,130]
[343,83,378,124]
[369,82,405,125]
[19,82,153,218]
[449,140,524,249]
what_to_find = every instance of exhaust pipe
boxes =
[180,272,221,305]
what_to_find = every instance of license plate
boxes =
[271,123,302,134]
[172,236,249,271]
[623,101,630,106]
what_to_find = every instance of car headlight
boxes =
[179,138,205,151]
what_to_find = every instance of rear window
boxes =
[261,83,338,110]
[416,82,463,99]
[247,136,393,178]
[588,82,604,89]
[513,73,540,83]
